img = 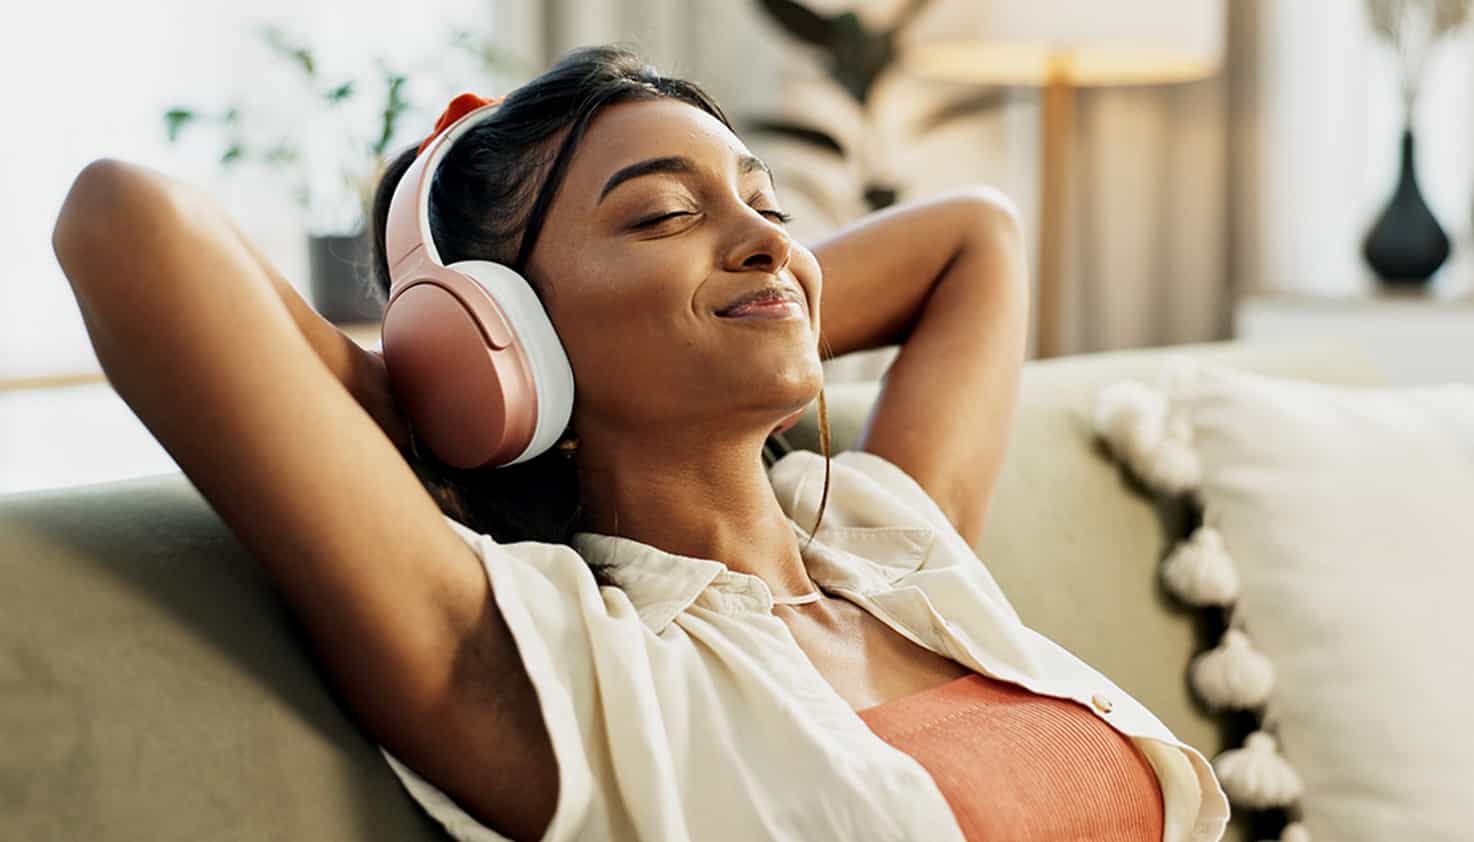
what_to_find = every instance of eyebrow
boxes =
[597,153,775,205]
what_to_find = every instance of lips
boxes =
[715,284,804,317]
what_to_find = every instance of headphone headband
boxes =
[384,100,506,288]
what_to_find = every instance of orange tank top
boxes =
[857,672,1164,842]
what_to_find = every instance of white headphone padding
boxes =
[449,259,575,465]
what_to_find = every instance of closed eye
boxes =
[635,209,792,228]
[635,211,693,228]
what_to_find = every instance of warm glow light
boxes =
[902,40,1221,87]
[900,0,1225,87]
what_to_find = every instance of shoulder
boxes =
[378,516,649,840]
[435,513,645,654]
[438,513,595,591]
[768,448,963,535]
[771,449,1022,621]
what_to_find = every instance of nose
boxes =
[724,210,793,275]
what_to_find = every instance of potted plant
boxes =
[164,24,526,323]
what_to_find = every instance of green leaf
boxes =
[221,143,244,165]
[223,105,240,125]
[163,108,195,143]
[260,23,316,77]
[324,80,354,102]
[372,71,411,158]
[265,141,299,164]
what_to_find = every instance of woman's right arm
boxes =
[205,197,412,452]
[51,159,559,841]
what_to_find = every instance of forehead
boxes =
[561,98,755,200]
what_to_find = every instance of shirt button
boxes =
[1091,694,1114,714]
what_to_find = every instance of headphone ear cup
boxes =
[382,261,573,469]
[447,260,575,463]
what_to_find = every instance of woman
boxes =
[52,45,1227,842]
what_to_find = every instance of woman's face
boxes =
[525,97,825,441]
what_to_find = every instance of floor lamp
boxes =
[900,1,1225,358]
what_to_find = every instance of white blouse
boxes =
[379,448,1230,842]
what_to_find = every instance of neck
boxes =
[572,427,818,602]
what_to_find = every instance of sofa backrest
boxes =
[0,338,1383,840]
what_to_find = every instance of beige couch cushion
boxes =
[0,338,1381,840]
[0,477,448,840]
[1102,361,1474,841]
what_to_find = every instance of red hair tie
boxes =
[417,92,506,156]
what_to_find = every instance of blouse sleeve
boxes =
[377,514,607,842]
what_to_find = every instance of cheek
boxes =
[792,249,823,326]
[546,271,697,381]
[795,247,822,293]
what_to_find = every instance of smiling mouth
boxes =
[716,299,805,320]
[715,286,805,317]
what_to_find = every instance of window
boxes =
[3,0,498,383]
[2,0,499,492]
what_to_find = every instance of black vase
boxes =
[307,231,384,324]
[1362,127,1450,287]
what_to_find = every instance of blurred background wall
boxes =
[6,0,1474,490]
[8,0,1474,378]
[517,0,1474,373]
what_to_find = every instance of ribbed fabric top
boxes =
[857,672,1164,842]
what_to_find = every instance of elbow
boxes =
[52,159,178,284]
[959,188,1029,283]
[952,185,1025,243]
[53,158,130,259]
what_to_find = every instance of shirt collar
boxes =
[571,517,936,635]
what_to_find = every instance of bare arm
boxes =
[51,159,558,840]
[810,187,1019,360]
[210,205,411,451]
[809,189,1030,545]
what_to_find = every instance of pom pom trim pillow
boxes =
[1094,359,1474,842]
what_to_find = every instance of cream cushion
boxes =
[1165,363,1474,842]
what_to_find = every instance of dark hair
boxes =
[368,43,831,587]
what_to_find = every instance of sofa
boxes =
[0,338,1384,841]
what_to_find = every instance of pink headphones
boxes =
[382,97,571,470]
[382,94,805,471]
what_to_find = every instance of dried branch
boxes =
[1365,0,1472,118]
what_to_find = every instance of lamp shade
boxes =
[901,0,1226,87]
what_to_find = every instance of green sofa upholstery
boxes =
[1,339,1383,841]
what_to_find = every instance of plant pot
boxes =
[1361,127,1450,287]
[307,231,384,324]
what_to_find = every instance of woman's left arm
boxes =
[809,187,1030,547]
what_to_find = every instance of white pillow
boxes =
[1095,361,1474,842]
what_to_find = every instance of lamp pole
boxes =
[1036,50,1075,359]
